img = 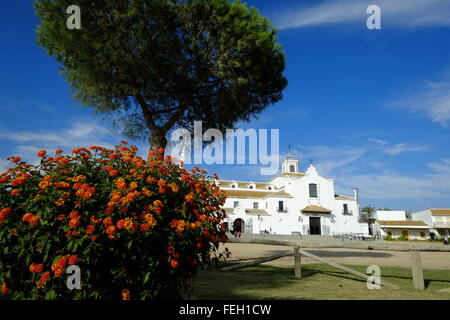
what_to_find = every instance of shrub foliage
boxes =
[0,142,227,299]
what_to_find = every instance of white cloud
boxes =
[393,76,450,127]
[368,138,388,145]
[336,159,450,200]
[0,119,119,162]
[297,145,366,177]
[384,143,427,155]
[368,138,427,155]
[275,0,450,30]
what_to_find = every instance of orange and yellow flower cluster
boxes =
[0,142,228,300]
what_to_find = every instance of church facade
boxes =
[217,156,369,236]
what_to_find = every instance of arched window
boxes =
[309,183,318,198]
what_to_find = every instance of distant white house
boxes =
[216,155,369,236]
[410,208,450,239]
[372,210,429,240]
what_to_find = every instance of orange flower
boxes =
[9,189,20,196]
[142,187,152,197]
[86,225,95,234]
[69,218,80,228]
[123,217,134,230]
[103,217,113,227]
[167,246,175,255]
[153,200,163,207]
[55,198,65,206]
[170,219,178,228]
[52,255,69,277]
[0,207,11,216]
[170,259,179,269]
[69,211,80,219]
[54,181,70,189]
[55,149,63,154]
[68,255,78,265]
[117,219,126,229]
[109,169,118,176]
[122,288,130,300]
[57,214,66,221]
[106,225,117,235]
[37,149,47,157]
[53,267,65,277]
[143,214,157,228]
[22,213,40,227]
[130,181,138,189]
[169,183,179,193]
[37,271,51,288]
[115,178,127,190]
[41,271,51,282]
[11,156,21,163]
[1,283,8,294]
[29,263,43,273]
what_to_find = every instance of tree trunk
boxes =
[148,130,168,159]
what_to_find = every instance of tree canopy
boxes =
[34,0,288,152]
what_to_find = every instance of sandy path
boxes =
[220,243,450,270]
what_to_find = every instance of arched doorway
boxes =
[233,218,244,233]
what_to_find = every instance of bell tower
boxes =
[281,153,299,173]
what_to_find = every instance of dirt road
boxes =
[220,243,450,270]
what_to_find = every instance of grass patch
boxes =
[191,262,450,300]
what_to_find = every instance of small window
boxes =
[253,202,258,209]
[289,165,295,173]
[387,231,392,236]
[402,230,408,237]
[268,186,272,191]
[233,201,239,208]
[420,232,426,238]
[278,201,284,211]
[249,185,254,189]
[343,204,348,214]
[309,184,318,198]
[231,184,236,189]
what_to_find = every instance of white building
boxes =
[217,156,369,236]
[411,208,450,239]
[372,210,429,240]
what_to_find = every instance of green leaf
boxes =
[46,290,57,300]
[143,272,151,285]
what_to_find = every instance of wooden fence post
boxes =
[409,249,425,290]
[294,244,302,278]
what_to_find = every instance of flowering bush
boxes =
[0,142,228,300]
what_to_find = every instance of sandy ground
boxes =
[220,243,450,270]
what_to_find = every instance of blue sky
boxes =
[1,0,450,211]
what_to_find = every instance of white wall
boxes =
[374,210,406,221]
[378,227,430,240]
[410,209,433,226]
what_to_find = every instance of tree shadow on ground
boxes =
[192,262,371,300]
